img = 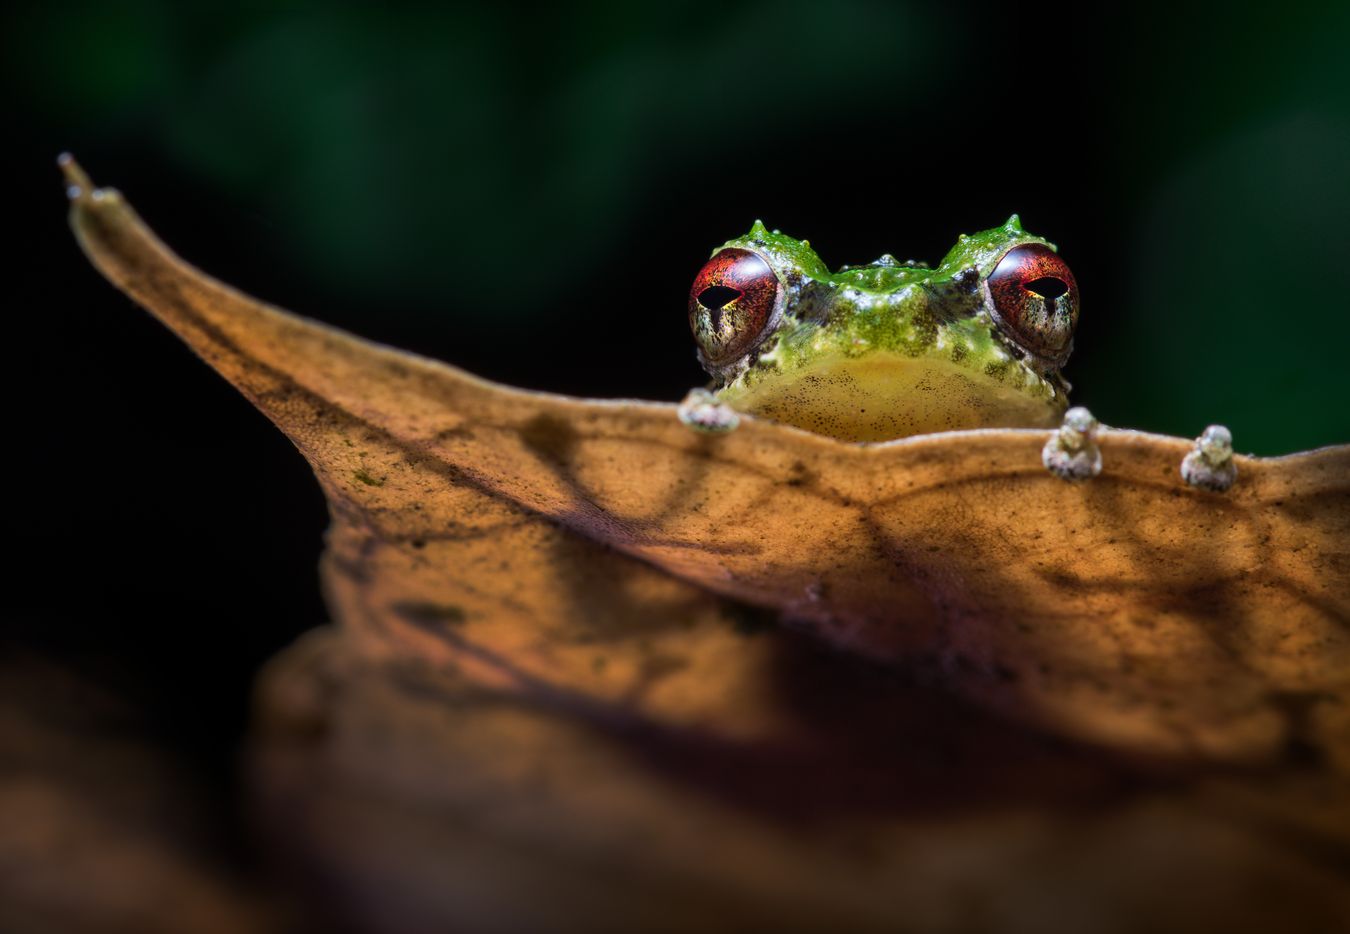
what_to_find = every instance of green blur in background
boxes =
[7,0,1349,454]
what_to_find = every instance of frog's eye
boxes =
[689,248,782,367]
[985,243,1079,364]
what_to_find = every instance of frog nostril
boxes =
[698,285,742,310]
[1024,277,1068,300]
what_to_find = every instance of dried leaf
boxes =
[62,158,1350,930]
[62,158,1350,764]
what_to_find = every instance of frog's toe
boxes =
[1042,406,1102,481]
[1181,424,1237,492]
[678,388,740,433]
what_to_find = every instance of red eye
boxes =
[688,248,782,368]
[985,243,1079,363]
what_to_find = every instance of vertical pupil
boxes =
[699,285,742,309]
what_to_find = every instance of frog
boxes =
[683,217,1078,442]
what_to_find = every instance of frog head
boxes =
[687,218,1078,441]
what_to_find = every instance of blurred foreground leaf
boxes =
[0,653,284,934]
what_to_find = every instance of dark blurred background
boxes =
[4,0,1349,908]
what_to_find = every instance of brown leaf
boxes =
[61,157,1350,930]
[62,157,1350,764]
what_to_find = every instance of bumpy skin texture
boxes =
[694,218,1074,441]
[61,160,1350,933]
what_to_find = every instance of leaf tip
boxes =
[57,152,92,201]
